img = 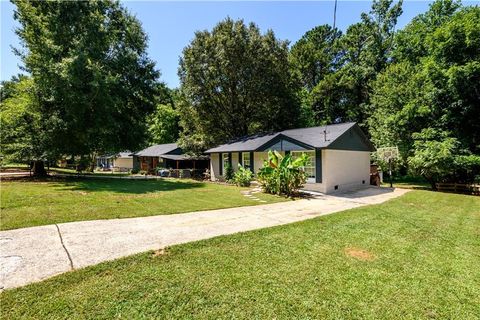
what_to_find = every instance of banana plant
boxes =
[258,150,310,196]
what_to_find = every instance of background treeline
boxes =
[1,0,479,184]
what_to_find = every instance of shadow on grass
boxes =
[60,177,205,194]
[4,176,206,194]
[402,185,431,191]
[382,183,432,191]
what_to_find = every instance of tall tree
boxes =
[12,0,160,173]
[147,88,180,145]
[290,25,342,91]
[369,1,480,158]
[0,77,45,169]
[392,0,461,63]
[289,25,343,125]
[290,0,403,127]
[336,0,403,125]
[178,18,300,151]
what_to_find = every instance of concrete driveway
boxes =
[0,187,408,290]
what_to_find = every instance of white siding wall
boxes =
[303,149,327,193]
[231,153,239,171]
[322,149,370,193]
[210,152,241,181]
[210,153,220,181]
[253,152,269,174]
[210,148,369,193]
[113,158,133,169]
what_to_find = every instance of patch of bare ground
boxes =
[152,248,169,258]
[344,247,376,261]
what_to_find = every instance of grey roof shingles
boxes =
[205,132,280,153]
[134,143,180,157]
[160,154,209,161]
[205,122,362,153]
[117,152,133,158]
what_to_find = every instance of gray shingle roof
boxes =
[98,151,132,159]
[205,122,363,153]
[205,132,280,153]
[134,143,180,157]
[281,122,356,148]
[160,154,209,161]
[117,152,132,158]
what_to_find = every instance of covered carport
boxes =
[160,154,210,171]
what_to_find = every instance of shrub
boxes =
[224,163,234,182]
[233,165,253,187]
[203,169,211,181]
[257,150,309,196]
[408,128,480,189]
[179,169,192,179]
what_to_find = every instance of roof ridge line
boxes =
[281,122,356,133]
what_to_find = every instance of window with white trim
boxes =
[222,153,229,173]
[242,153,251,170]
[291,151,315,182]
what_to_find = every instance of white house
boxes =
[96,152,133,171]
[205,122,374,194]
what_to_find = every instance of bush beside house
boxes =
[257,151,309,197]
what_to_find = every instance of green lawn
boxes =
[1,190,479,319]
[381,175,432,190]
[0,177,285,230]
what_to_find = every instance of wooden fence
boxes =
[435,183,480,196]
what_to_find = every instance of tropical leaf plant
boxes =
[233,164,253,187]
[257,150,310,196]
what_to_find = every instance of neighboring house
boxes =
[205,122,375,194]
[96,152,133,170]
[133,143,209,172]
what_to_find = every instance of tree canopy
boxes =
[147,88,180,145]
[369,2,480,154]
[0,76,45,163]
[178,18,300,151]
[11,0,160,161]
[3,0,479,182]
[290,0,403,127]
[368,0,480,182]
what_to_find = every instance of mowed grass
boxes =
[1,191,479,319]
[0,177,285,230]
[382,176,432,190]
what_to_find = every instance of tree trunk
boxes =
[88,152,97,172]
[426,177,437,191]
[32,160,47,177]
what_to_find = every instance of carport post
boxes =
[389,158,393,188]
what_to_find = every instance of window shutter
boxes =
[250,152,254,172]
[219,153,223,176]
[315,149,322,183]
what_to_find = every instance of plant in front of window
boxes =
[257,150,309,197]
[224,163,234,182]
[233,164,253,187]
